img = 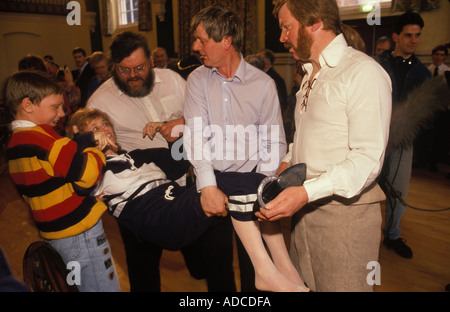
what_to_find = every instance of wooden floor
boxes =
[1,163,449,292]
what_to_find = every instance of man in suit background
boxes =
[72,47,96,108]
[257,49,288,113]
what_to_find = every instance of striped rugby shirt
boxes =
[7,121,107,239]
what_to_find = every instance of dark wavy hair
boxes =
[394,11,424,34]
[109,31,151,64]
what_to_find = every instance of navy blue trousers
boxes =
[118,171,265,251]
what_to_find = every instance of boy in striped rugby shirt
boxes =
[5,70,120,292]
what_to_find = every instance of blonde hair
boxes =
[89,51,110,66]
[68,108,115,139]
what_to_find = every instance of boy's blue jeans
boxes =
[47,219,120,292]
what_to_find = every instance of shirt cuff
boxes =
[303,174,334,203]
[195,168,217,192]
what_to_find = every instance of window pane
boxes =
[118,0,139,25]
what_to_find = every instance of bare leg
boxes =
[259,220,305,287]
[231,218,308,292]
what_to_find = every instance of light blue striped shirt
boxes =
[184,55,287,191]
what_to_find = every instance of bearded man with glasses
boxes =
[86,31,204,292]
[87,31,185,152]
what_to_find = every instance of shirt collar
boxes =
[211,54,246,83]
[319,33,347,68]
[303,34,347,75]
[10,120,36,131]
[80,62,88,72]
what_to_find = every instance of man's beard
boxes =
[113,68,155,98]
[290,25,313,62]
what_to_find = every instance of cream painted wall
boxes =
[416,0,450,63]
[0,1,93,89]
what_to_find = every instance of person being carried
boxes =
[69,108,309,292]
[5,70,120,292]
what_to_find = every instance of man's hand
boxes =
[255,186,308,221]
[142,122,165,140]
[160,117,184,142]
[200,185,228,217]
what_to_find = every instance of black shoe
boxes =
[383,237,413,258]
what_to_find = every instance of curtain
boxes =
[138,0,153,31]
[101,0,113,36]
[391,0,440,12]
[177,0,257,59]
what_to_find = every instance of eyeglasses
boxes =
[300,78,316,113]
[116,62,147,76]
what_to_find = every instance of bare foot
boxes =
[274,261,305,287]
[255,268,309,292]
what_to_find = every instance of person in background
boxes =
[257,49,288,113]
[43,55,54,63]
[46,61,59,79]
[428,45,449,77]
[71,47,96,108]
[152,47,170,69]
[54,67,81,136]
[18,54,47,72]
[376,11,431,259]
[414,44,450,172]
[245,54,265,70]
[375,36,392,56]
[87,51,112,99]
